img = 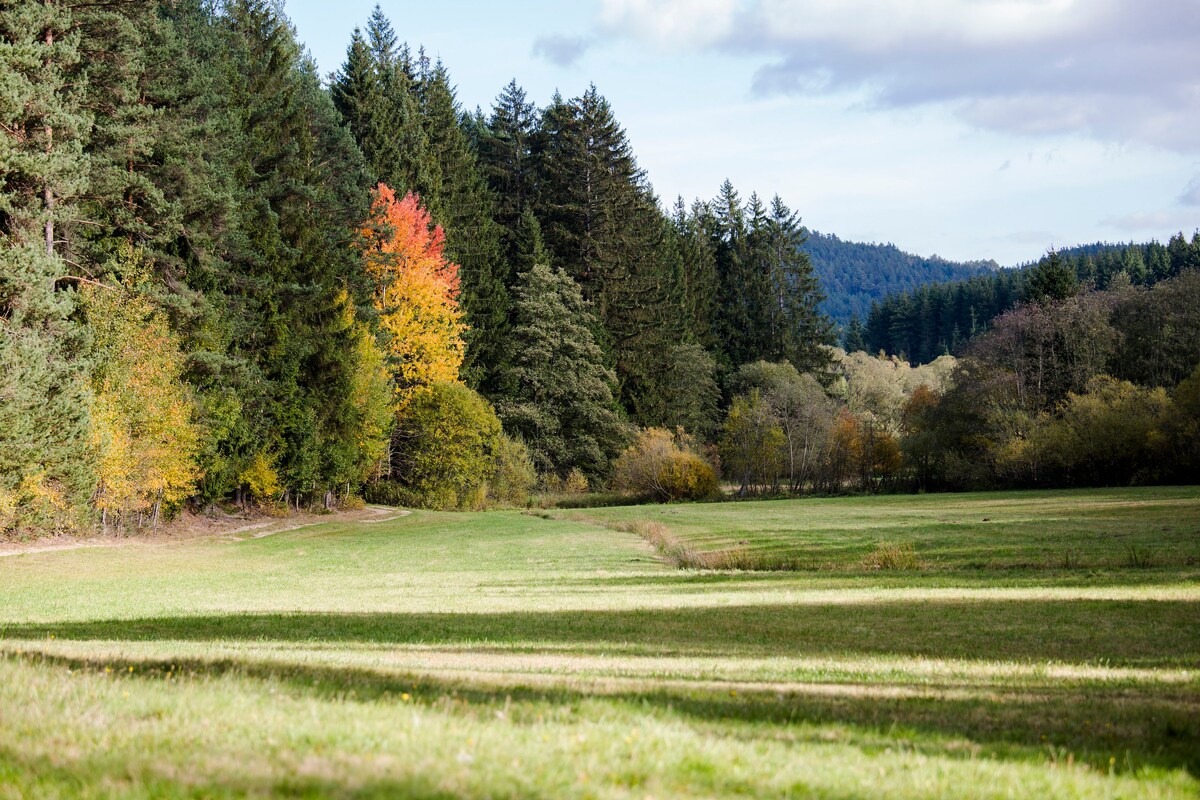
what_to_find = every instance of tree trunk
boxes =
[43,11,54,256]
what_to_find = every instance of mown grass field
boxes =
[1,486,1198,798]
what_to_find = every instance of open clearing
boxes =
[1,486,1198,798]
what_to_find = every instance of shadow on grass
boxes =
[6,647,1199,779]
[4,600,1198,665]
[0,743,498,800]
[539,568,1200,590]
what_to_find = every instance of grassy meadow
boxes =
[1,486,1198,798]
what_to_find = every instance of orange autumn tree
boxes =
[359,184,465,404]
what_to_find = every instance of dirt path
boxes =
[0,505,409,558]
[218,505,409,542]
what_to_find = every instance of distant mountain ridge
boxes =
[801,230,997,326]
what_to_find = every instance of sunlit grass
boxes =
[1,486,1198,797]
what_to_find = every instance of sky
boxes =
[286,0,1199,266]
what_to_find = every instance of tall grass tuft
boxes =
[862,541,921,571]
[614,520,798,570]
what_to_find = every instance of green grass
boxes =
[1,487,1198,798]
[555,486,1200,572]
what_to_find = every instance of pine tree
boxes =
[498,264,626,478]
[478,80,538,275]
[843,315,867,352]
[216,0,374,504]
[414,58,508,392]
[1025,248,1078,304]
[765,195,834,374]
[712,180,757,367]
[333,8,432,199]
[330,28,374,146]
[531,85,690,421]
[670,197,720,351]
[0,0,96,530]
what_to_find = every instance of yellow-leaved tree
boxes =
[85,255,201,531]
[359,183,465,404]
[339,289,394,483]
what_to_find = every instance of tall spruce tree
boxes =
[216,0,373,503]
[670,197,720,351]
[332,7,431,200]
[478,80,538,278]
[413,57,508,393]
[764,194,834,374]
[1025,248,1079,304]
[0,0,96,527]
[498,263,626,478]
[531,85,689,421]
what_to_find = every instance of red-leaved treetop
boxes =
[359,183,465,402]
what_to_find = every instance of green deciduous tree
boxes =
[391,382,502,510]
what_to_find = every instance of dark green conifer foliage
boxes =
[843,315,867,352]
[478,80,538,276]
[530,85,690,422]
[670,197,720,351]
[216,0,372,501]
[1025,248,1079,304]
[330,28,374,147]
[0,0,96,522]
[511,208,551,274]
[498,264,626,478]
[413,57,508,392]
[332,8,431,199]
[763,195,834,374]
[712,180,753,367]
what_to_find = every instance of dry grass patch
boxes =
[613,519,798,571]
[863,541,922,571]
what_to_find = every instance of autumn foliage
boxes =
[360,184,465,401]
[85,277,201,529]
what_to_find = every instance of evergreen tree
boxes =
[670,197,720,351]
[531,85,689,421]
[843,315,867,352]
[763,195,834,374]
[1025,248,1078,304]
[478,79,538,276]
[332,8,431,200]
[511,207,551,274]
[0,0,96,528]
[413,58,508,392]
[498,264,627,478]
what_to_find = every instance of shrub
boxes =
[240,452,282,502]
[488,435,537,506]
[390,382,503,510]
[613,428,719,501]
[563,467,589,494]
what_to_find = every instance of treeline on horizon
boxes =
[856,236,1200,364]
[0,0,835,532]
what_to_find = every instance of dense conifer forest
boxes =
[2,1,1197,535]
[802,232,996,326]
[861,237,1200,363]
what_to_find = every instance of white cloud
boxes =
[1180,176,1200,207]
[1101,210,1200,232]
[595,0,1200,151]
[532,34,594,67]
[599,0,738,48]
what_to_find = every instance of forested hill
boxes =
[801,231,997,325]
[860,233,1200,364]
